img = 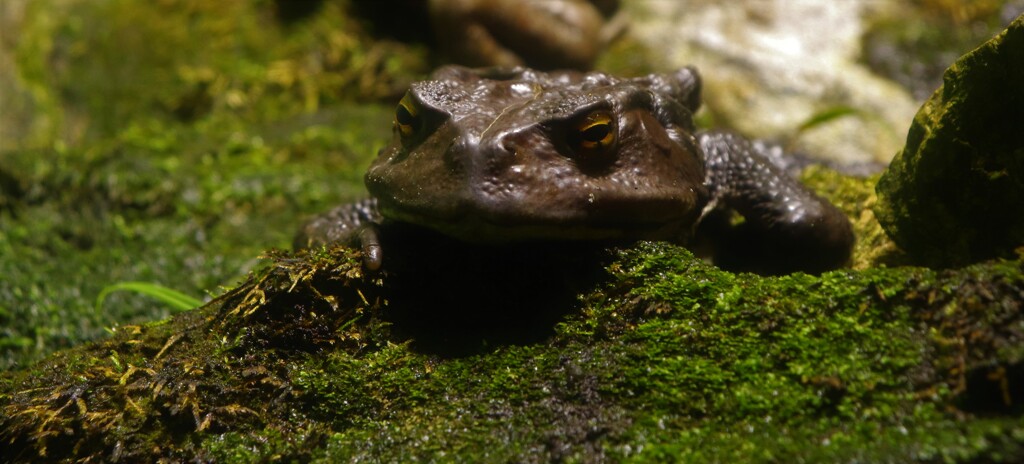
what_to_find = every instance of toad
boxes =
[295,66,854,274]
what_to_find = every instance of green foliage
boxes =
[796,105,861,133]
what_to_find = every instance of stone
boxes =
[874,15,1024,267]
[621,0,918,166]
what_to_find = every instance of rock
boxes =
[621,0,918,166]
[874,16,1024,268]
[429,0,619,71]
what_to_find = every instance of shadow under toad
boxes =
[373,224,614,357]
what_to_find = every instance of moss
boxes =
[8,0,427,149]
[0,103,396,369]
[3,243,1022,462]
[0,0,419,369]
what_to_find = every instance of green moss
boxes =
[0,103,395,369]
[3,243,1021,462]
[0,0,418,369]
[8,0,426,149]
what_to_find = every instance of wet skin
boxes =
[295,65,854,275]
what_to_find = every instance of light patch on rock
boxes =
[623,0,917,165]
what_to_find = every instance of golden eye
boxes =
[574,110,615,151]
[395,93,420,138]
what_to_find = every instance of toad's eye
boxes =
[395,93,421,138]
[572,110,616,154]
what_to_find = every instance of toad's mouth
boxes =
[375,196,696,244]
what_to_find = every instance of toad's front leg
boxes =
[697,131,855,274]
[294,198,384,270]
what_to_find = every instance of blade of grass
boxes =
[796,105,860,133]
[95,281,203,314]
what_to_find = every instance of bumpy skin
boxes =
[295,65,854,274]
[697,132,855,274]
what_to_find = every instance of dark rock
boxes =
[875,16,1024,268]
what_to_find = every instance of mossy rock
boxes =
[875,16,1024,268]
[2,241,1023,462]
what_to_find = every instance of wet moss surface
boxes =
[2,242,1023,462]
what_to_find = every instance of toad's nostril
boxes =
[501,139,517,157]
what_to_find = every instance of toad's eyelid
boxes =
[568,100,611,120]
[580,110,613,129]
[398,94,420,117]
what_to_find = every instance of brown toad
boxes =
[296,66,854,274]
